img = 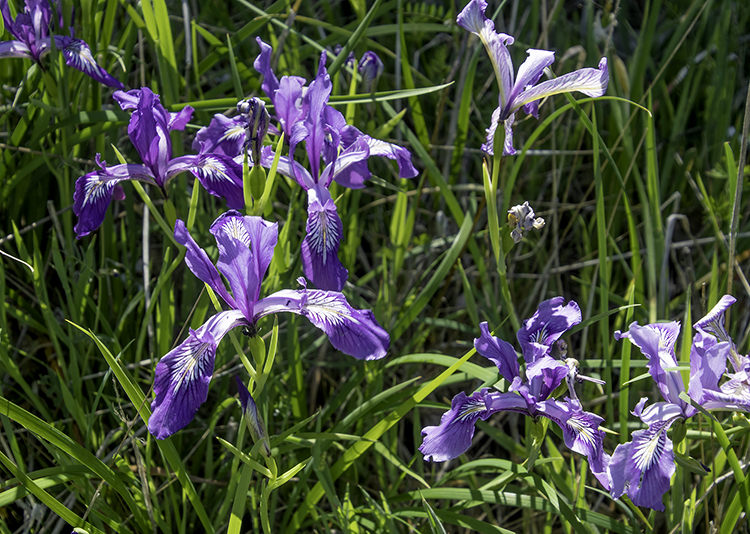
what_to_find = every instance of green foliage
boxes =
[1,0,750,533]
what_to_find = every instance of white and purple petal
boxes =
[254,287,389,360]
[301,197,348,291]
[474,322,520,383]
[608,399,681,511]
[73,159,155,237]
[694,295,736,343]
[511,58,609,115]
[166,154,244,210]
[0,39,33,59]
[53,36,124,89]
[149,310,247,439]
[457,0,515,109]
[535,399,610,489]
[420,389,528,462]
[508,49,556,108]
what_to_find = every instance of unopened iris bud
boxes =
[234,376,271,457]
[237,97,270,165]
[508,201,545,243]
[334,44,357,70]
[358,51,384,92]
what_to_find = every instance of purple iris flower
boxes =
[73,88,244,237]
[456,0,609,155]
[148,211,389,439]
[0,0,123,88]
[610,321,701,510]
[420,297,611,489]
[196,40,418,291]
[358,51,384,92]
[690,296,748,412]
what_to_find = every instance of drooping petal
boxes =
[235,377,271,457]
[73,158,155,237]
[149,310,247,439]
[173,219,236,309]
[608,399,681,511]
[254,287,389,360]
[209,211,279,319]
[421,389,530,462]
[516,297,582,364]
[511,58,609,115]
[166,154,244,209]
[53,35,124,88]
[535,399,610,490]
[0,39,33,59]
[474,322,520,383]
[301,196,348,291]
[456,0,514,109]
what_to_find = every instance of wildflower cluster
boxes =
[64,28,419,442]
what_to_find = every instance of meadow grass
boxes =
[1,0,749,532]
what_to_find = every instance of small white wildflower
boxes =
[508,201,545,243]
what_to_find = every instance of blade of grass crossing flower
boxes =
[592,106,614,425]
[67,322,216,533]
[327,0,383,76]
[258,133,284,217]
[392,213,473,340]
[370,108,406,139]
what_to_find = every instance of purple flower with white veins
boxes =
[196,40,418,291]
[73,88,244,237]
[611,319,723,510]
[0,0,124,88]
[420,298,610,489]
[456,0,608,155]
[148,211,389,439]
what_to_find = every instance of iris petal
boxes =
[254,287,389,361]
[301,196,348,291]
[73,161,154,237]
[53,35,124,89]
[149,310,246,439]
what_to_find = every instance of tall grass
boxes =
[1,0,749,532]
